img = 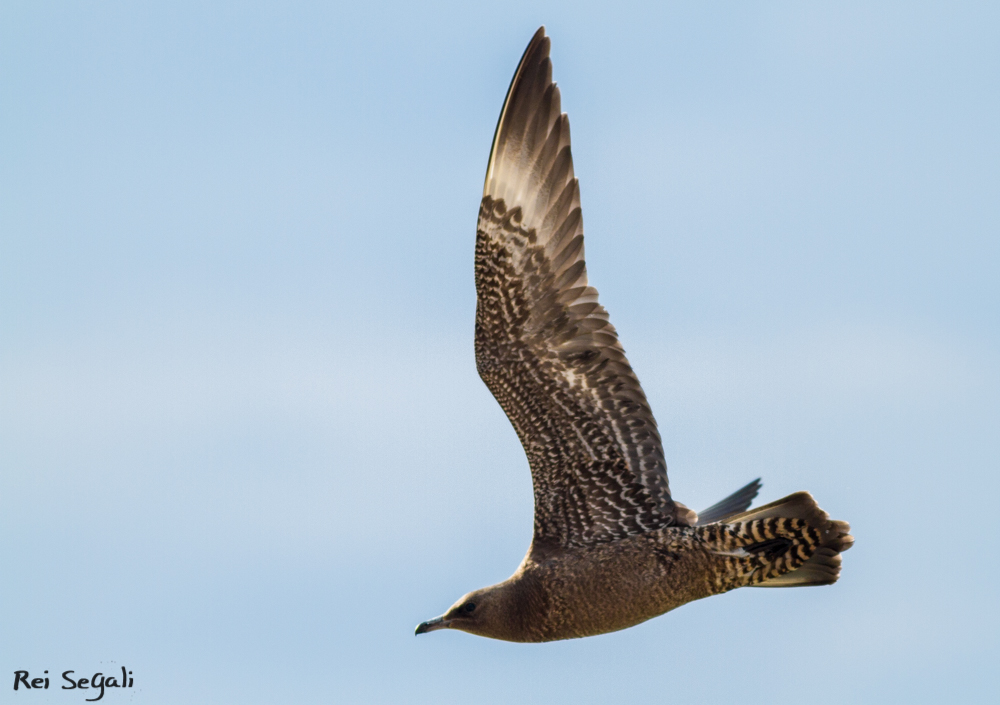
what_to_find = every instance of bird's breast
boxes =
[527,529,715,640]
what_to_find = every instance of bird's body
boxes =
[426,495,848,642]
[416,27,853,643]
[453,530,724,643]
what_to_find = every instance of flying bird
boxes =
[416,27,853,643]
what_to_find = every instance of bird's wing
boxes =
[696,479,762,525]
[475,28,693,552]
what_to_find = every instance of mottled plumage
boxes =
[416,27,853,643]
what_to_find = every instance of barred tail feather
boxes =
[754,546,843,588]
[706,491,853,590]
[739,491,852,587]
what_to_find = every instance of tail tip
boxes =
[741,491,854,588]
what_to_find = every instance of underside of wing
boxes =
[475,28,692,551]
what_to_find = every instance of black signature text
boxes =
[13,668,134,702]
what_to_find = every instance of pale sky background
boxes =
[2,2,999,703]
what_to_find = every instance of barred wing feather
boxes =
[475,28,693,552]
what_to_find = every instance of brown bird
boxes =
[416,27,853,643]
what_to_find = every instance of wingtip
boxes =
[696,478,764,525]
[484,27,557,198]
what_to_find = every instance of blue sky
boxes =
[2,2,998,703]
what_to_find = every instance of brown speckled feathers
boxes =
[476,29,687,552]
[414,27,852,644]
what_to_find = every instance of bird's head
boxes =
[415,580,530,641]
[415,587,496,637]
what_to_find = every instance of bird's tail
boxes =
[700,491,854,590]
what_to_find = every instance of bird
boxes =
[415,27,853,643]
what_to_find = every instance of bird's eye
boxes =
[462,602,476,613]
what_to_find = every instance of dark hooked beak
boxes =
[414,616,449,635]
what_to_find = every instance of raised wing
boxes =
[475,28,694,552]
